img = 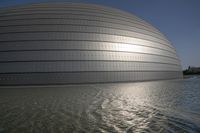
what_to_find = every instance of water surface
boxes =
[0,77,200,132]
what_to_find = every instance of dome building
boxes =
[0,3,182,85]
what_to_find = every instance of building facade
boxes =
[0,3,182,85]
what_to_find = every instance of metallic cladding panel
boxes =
[0,51,180,65]
[0,3,182,85]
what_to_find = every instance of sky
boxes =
[0,0,200,69]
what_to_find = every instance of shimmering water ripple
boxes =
[0,77,200,133]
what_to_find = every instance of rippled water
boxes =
[0,77,200,133]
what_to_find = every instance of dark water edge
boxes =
[0,77,200,133]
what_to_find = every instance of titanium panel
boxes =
[0,3,182,85]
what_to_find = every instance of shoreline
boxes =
[183,74,200,79]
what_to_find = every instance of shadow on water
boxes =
[0,77,200,132]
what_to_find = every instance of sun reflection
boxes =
[97,81,184,132]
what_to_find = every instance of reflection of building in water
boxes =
[0,3,182,85]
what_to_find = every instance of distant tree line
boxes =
[183,66,200,75]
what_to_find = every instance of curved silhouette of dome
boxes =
[0,3,182,85]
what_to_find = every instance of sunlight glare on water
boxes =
[0,77,200,133]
